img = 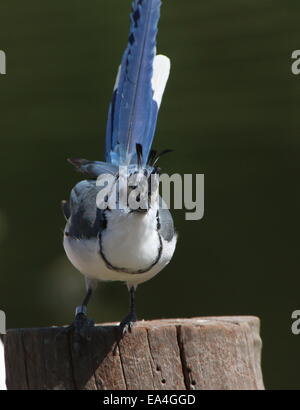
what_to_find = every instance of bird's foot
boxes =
[112,311,137,355]
[70,312,95,342]
[58,306,94,352]
[118,312,137,335]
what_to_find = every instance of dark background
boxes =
[0,0,299,389]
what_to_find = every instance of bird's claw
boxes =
[71,312,95,342]
[119,312,137,335]
[56,311,94,353]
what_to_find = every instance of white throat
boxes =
[100,206,161,272]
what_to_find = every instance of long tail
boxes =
[105,0,170,166]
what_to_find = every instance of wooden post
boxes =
[3,316,264,390]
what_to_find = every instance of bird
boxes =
[62,0,177,336]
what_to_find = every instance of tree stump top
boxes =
[4,316,264,390]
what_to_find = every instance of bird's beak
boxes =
[132,207,148,214]
[135,208,148,213]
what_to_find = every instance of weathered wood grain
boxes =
[3,316,264,390]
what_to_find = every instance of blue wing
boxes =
[105,0,170,166]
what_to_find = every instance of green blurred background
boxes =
[0,0,300,389]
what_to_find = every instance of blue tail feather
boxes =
[105,0,166,166]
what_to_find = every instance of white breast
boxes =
[101,210,160,272]
[63,208,177,287]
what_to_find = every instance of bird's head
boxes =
[96,165,160,215]
[94,144,173,215]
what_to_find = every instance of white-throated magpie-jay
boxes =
[62,0,177,335]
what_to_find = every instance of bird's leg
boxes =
[72,287,95,340]
[119,286,137,334]
[66,278,98,347]
[56,285,95,347]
